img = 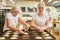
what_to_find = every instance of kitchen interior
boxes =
[0,0,60,40]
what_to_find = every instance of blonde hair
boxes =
[11,6,17,13]
[38,2,45,8]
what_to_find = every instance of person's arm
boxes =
[44,19,49,30]
[18,17,30,31]
[7,19,24,34]
[18,17,27,26]
[30,19,41,32]
[30,19,38,28]
[44,13,49,30]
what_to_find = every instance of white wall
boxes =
[15,1,60,19]
[0,1,60,20]
[15,1,39,15]
[16,1,39,8]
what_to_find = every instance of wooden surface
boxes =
[54,21,60,24]
[50,28,59,40]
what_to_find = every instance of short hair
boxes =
[38,2,45,8]
[11,6,17,13]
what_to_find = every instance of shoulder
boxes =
[6,13,12,17]
[44,12,49,19]
[44,12,48,17]
[32,13,38,20]
[6,13,12,16]
[6,13,12,19]
[32,13,37,18]
[17,13,20,17]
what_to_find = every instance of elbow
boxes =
[7,24,11,29]
[7,25,13,31]
[30,23,32,26]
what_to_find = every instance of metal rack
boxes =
[0,9,10,37]
[0,9,6,36]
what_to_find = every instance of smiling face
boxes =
[38,4,44,13]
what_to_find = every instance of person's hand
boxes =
[19,30,24,34]
[43,26,48,30]
[35,27,41,32]
[35,26,45,32]
[16,29,24,34]
[24,24,30,32]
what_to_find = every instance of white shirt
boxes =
[33,13,48,28]
[3,13,20,31]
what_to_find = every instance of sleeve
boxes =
[6,13,11,19]
[32,14,36,20]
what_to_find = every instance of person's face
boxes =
[38,5,44,13]
[13,9,19,16]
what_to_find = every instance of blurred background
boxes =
[0,0,60,40]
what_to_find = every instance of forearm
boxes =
[22,21,27,26]
[31,23,39,28]
[8,25,19,32]
[18,17,30,28]
[43,24,48,30]
[45,19,49,28]
[21,20,29,26]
